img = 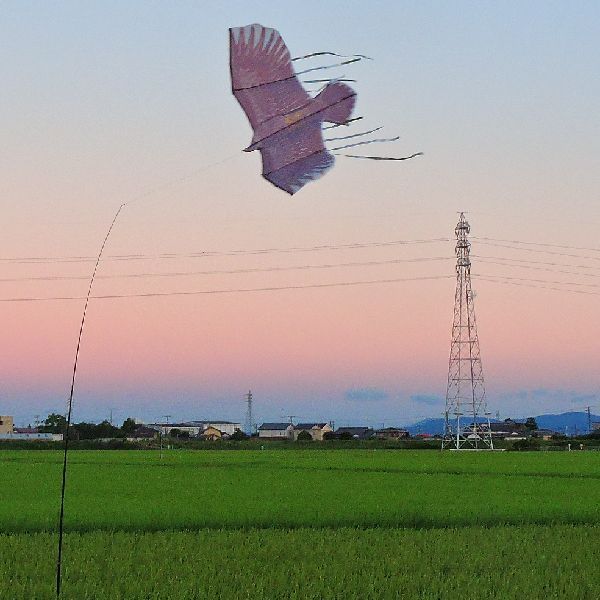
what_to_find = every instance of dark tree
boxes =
[296,430,313,441]
[121,418,137,435]
[511,438,540,451]
[524,417,538,431]
[95,420,124,438]
[230,429,248,440]
[73,420,123,439]
[39,413,67,433]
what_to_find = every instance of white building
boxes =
[258,422,294,440]
[187,421,242,436]
[147,420,242,437]
[0,432,62,441]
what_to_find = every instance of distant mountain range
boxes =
[405,411,600,436]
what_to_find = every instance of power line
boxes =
[472,254,600,272]
[0,274,455,303]
[474,258,600,280]
[0,237,451,265]
[477,273,600,290]
[475,240,600,262]
[473,236,600,254]
[474,275,600,297]
[0,256,453,283]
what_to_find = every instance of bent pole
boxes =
[55,203,125,597]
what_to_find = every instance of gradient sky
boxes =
[2,1,600,427]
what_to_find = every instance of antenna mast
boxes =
[442,213,494,450]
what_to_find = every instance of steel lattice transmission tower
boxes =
[442,213,494,450]
[244,390,254,436]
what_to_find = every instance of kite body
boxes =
[229,24,356,194]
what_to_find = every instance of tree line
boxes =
[39,413,140,440]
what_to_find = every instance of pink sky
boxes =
[2,2,600,425]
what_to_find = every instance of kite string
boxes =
[125,152,239,209]
[54,149,239,597]
[55,202,125,598]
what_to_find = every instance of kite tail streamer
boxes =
[323,116,364,129]
[292,51,372,61]
[328,136,400,152]
[336,152,424,161]
[303,78,356,84]
[296,57,362,76]
[324,126,383,142]
[55,203,125,598]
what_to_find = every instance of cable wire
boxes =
[0,274,455,303]
[0,256,454,284]
[0,237,452,265]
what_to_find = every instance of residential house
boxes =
[532,428,559,440]
[258,423,294,440]
[187,421,242,436]
[126,425,158,441]
[375,427,409,440]
[489,419,530,440]
[335,427,375,440]
[200,426,222,441]
[293,423,333,441]
[13,427,38,434]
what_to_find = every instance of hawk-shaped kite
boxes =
[229,23,357,195]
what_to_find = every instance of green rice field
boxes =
[1,449,599,598]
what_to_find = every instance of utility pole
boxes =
[442,213,494,450]
[245,390,253,436]
[161,415,172,456]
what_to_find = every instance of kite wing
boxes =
[259,117,334,195]
[229,24,311,133]
[230,23,356,195]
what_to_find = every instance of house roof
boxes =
[336,427,373,434]
[201,426,222,435]
[533,428,559,436]
[258,422,291,430]
[185,420,239,425]
[489,422,525,433]
[376,427,408,432]
[295,423,328,430]
[131,426,156,438]
[13,427,38,434]
[148,422,200,428]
